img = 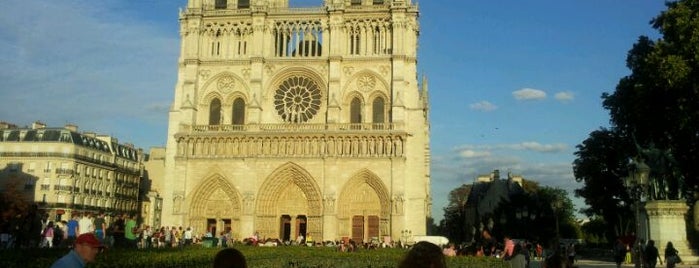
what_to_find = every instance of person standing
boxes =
[50,233,104,268]
[66,214,80,246]
[78,213,94,235]
[42,221,55,248]
[111,214,125,248]
[614,239,627,268]
[93,212,106,244]
[398,241,447,268]
[124,214,138,249]
[664,241,680,268]
[644,240,661,268]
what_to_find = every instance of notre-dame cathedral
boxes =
[155,0,430,243]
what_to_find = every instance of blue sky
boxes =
[0,0,668,221]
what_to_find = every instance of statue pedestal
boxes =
[645,200,698,264]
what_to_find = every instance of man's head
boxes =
[74,233,104,263]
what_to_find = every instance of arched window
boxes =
[350,97,362,124]
[232,97,245,125]
[215,0,227,9]
[209,98,222,125]
[372,97,385,123]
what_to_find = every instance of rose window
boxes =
[274,76,322,123]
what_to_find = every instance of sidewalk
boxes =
[573,259,695,268]
[531,259,696,268]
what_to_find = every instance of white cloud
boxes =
[0,0,179,148]
[469,101,498,112]
[458,149,492,158]
[457,142,568,153]
[518,142,567,153]
[513,88,547,100]
[555,91,575,102]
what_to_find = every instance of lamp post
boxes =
[401,229,412,247]
[551,199,562,251]
[623,158,650,268]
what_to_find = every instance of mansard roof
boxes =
[0,127,139,160]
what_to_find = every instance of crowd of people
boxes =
[613,238,682,268]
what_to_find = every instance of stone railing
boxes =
[182,123,402,133]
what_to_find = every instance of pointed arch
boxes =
[232,97,246,125]
[338,169,390,218]
[209,98,222,125]
[337,169,391,242]
[350,96,363,124]
[256,162,323,239]
[188,175,243,235]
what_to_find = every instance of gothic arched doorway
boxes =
[188,175,243,238]
[338,169,390,243]
[256,162,322,240]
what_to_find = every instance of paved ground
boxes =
[532,259,697,268]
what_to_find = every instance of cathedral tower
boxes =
[160,0,429,242]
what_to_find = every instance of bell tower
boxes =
[161,0,430,242]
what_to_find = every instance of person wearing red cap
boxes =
[50,233,104,268]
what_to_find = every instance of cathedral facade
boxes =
[159,0,430,243]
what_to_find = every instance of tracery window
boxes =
[232,98,245,125]
[273,20,323,58]
[372,97,385,123]
[274,76,322,123]
[350,97,362,124]
[215,0,227,9]
[209,98,222,125]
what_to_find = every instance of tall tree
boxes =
[573,129,634,241]
[602,0,699,198]
[574,0,699,241]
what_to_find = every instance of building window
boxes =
[215,0,227,9]
[238,0,250,9]
[351,0,362,6]
[372,97,385,123]
[373,0,384,5]
[350,97,362,124]
[209,98,222,125]
[232,98,246,125]
[274,76,322,123]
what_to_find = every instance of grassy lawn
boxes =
[0,245,510,267]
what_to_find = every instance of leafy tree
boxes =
[573,129,634,241]
[602,0,699,198]
[574,0,699,242]
[440,183,471,244]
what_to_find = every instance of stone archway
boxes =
[337,169,390,243]
[255,162,323,240]
[188,175,243,238]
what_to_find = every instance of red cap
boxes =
[75,233,104,248]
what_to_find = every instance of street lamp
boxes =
[551,199,562,251]
[400,229,412,247]
[623,158,650,268]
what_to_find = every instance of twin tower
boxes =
[155,0,430,243]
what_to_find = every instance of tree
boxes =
[602,0,699,199]
[573,129,634,241]
[440,183,471,244]
[574,0,699,243]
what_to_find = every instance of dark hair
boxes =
[213,248,247,268]
[398,241,447,268]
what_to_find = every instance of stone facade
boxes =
[156,0,430,242]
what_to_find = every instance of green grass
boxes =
[0,245,510,268]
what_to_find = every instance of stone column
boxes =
[645,200,698,264]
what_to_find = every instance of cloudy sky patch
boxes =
[469,101,498,112]
[513,88,547,100]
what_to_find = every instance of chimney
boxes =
[32,121,46,129]
[65,124,78,132]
